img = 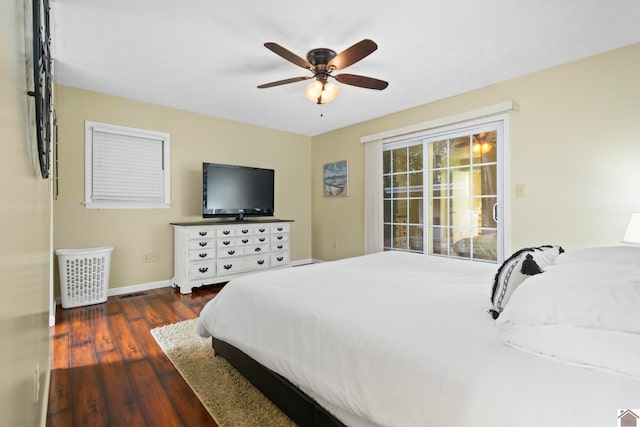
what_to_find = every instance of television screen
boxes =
[202,163,274,219]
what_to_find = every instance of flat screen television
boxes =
[202,162,274,220]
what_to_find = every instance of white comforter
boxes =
[197,251,640,427]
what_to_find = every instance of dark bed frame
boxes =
[212,337,347,427]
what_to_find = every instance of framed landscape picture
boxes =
[323,160,349,197]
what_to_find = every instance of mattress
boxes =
[197,251,640,427]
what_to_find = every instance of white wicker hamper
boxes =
[55,246,113,309]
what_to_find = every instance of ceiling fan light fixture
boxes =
[305,80,340,104]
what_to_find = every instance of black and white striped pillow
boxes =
[489,245,564,319]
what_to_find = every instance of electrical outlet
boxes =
[515,184,526,197]
[150,251,159,262]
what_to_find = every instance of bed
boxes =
[196,248,640,427]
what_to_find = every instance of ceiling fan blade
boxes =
[334,73,388,90]
[264,42,313,70]
[328,39,378,70]
[257,76,311,89]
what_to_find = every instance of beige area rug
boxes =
[150,319,296,427]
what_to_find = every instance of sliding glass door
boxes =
[383,121,504,263]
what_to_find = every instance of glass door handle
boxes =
[493,203,499,223]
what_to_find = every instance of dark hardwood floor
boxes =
[46,285,224,427]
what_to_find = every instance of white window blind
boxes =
[85,121,170,209]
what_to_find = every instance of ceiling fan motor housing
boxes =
[307,48,337,81]
[307,48,337,66]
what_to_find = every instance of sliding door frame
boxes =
[382,114,510,263]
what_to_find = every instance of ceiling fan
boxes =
[257,39,388,104]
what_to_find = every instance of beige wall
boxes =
[311,43,640,261]
[54,86,311,294]
[0,0,52,425]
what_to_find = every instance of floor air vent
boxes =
[118,292,148,299]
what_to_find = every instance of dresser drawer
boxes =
[216,228,235,238]
[217,255,269,277]
[217,238,235,249]
[218,247,245,258]
[246,244,269,255]
[237,227,254,236]
[235,235,268,245]
[188,228,215,239]
[254,226,269,235]
[271,253,289,266]
[235,236,255,246]
[271,242,288,252]
[188,239,215,250]
[188,249,215,261]
[272,233,288,243]
[270,224,289,233]
[188,261,216,280]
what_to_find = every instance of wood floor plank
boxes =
[90,307,117,354]
[109,312,147,361]
[68,309,93,348]
[53,309,70,336]
[157,291,203,320]
[47,368,72,416]
[127,359,186,427]
[45,407,73,427]
[48,334,71,415]
[148,296,188,324]
[69,343,108,427]
[128,317,176,377]
[97,350,148,427]
[107,297,121,315]
[116,296,144,321]
[51,328,69,370]
[132,295,166,326]
[160,371,216,426]
[179,286,223,314]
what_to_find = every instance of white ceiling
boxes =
[52,0,640,137]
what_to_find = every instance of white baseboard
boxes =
[107,279,173,297]
[291,258,314,266]
[311,258,326,263]
[54,279,172,306]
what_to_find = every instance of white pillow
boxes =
[554,245,640,266]
[496,261,640,379]
[489,245,564,318]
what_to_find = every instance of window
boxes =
[84,121,170,209]
[383,121,504,262]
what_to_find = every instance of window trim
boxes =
[84,121,171,209]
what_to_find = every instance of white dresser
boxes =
[171,220,293,294]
